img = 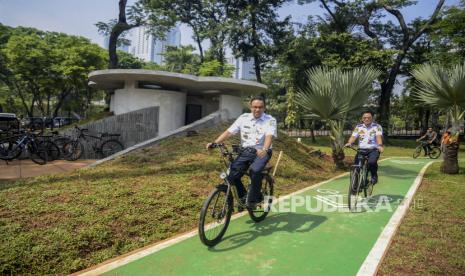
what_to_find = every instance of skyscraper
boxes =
[130,26,181,64]
[226,56,256,80]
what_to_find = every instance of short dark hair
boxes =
[361,110,374,117]
[250,95,266,106]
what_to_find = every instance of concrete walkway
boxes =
[0,159,95,179]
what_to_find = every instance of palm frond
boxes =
[412,63,465,109]
[296,66,381,122]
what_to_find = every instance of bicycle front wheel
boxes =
[100,139,124,158]
[198,185,233,247]
[0,140,21,160]
[348,167,362,211]
[429,146,441,159]
[29,143,47,165]
[413,146,422,159]
[248,174,274,222]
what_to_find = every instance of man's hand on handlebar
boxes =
[344,143,353,148]
[206,142,222,150]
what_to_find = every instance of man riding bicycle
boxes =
[206,96,277,208]
[416,127,438,156]
[345,111,384,185]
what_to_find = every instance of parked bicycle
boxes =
[62,125,124,161]
[413,141,441,159]
[35,131,71,161]
[347,146,377,212]
[198,143,274,247]
[0,130,48,165]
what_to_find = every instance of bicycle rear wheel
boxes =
[348,167,362,211]
[53,137,72,157]
[248,174,274,222]
[40,141,60,161]
[100,139,124,158]
[199,185,233,247]
[413,146,422,159]
[429,146,441,159]
[63,141,84,161]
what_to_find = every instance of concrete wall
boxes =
[113,84,186,136]
[87,109,229,167]
[186,95,219,117]
[62,107,159,159]
[219,94,244,120]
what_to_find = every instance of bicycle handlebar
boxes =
[345,145,380,153]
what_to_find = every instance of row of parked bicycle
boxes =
[0,125,124,165]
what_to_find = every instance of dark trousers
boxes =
[227,148,272,203]
[354,150,380,181]
[422,143,432,155]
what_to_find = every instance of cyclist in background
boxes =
[416,127,438,156]
[345,111,384,185]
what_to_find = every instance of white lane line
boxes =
[356,160,435,276]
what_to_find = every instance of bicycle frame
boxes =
[215,144,248,210]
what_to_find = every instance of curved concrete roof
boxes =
[88,69,267,95]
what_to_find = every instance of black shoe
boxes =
[246,194,264,209]
[371,177,378,185]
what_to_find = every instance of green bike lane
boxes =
[95,158,431,276]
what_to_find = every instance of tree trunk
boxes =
[420,108,430,134]
[378,53,405,137]
[441,143,459,174]
[250,7,262,83]
[191,25,204,63]
[329,120,346,169]
[310,120,316,143]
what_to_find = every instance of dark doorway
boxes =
[185,104,202,125]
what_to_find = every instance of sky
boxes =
[0,0,461,48]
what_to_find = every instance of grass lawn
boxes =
[0,125,339,275]
[378,161,465,275]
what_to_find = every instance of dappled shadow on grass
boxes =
[207,212,327,252]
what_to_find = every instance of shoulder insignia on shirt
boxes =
[269,118,276,126]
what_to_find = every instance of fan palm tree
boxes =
[296,66,381,169]
[411,62,465,174]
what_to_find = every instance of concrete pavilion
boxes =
[88,69,267,136]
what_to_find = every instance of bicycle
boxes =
[347,146,378,212]
[198,143,274,247]
[0,130,48,165]
[413,141,441,159]
[62,125,124,161]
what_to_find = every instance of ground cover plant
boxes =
[0,124,338,275]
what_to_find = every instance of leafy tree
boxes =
[117,50,145,69]
[1,26,107,117]
[296,66,381,168]
[299,0,446,134]
[143,0,207,62]
[96,0,173,69]
[412,63,465,174]
[228,0,292,83]
[163,45,200,74]
[198,60,235,77]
